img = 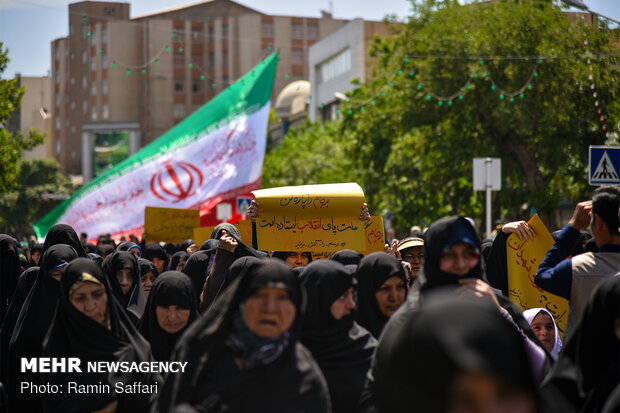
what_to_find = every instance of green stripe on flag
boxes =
[34,51,279,238]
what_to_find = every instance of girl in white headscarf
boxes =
[523,307,562,359]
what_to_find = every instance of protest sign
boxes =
[193,226,215,248]
[507,214,570,338]
[144,207,199,243]
[252,183,366,252]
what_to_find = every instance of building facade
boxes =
[51,0,349,178]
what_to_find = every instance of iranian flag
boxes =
[34,52,278,242]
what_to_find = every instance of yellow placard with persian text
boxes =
[193,226,215,248]
[252,183,365,218]
[255,216,364,252]
[144,207,200,243]
[252,183,366,252]
[506,214,570,338]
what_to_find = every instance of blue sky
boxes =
[1,0,618,78]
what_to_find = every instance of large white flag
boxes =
[34,52,278,241]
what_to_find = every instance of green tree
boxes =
[0,43,45,194]
[262,120,358,188]
[338,0,619,233]
[0,158,74,240]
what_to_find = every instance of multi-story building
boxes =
[8,75,52,160]
[51,0,350,179]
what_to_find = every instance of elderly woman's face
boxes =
[70,281,108,325]
[244,287,296,338]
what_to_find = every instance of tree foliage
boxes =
[264,0,620,234]
[0,43,45,194]
[262,120,358,188]
[0,158,74,240]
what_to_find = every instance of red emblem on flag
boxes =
[150,161,204,202]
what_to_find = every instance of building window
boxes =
[102,28,108,44]
[54,47,59,60]
[192,82,200,93]
[90,31,96,46]
[208,52,214,68]
[261,21,274,38]
[102,54,108,68]
[91,106,97,121]
[70,101,75,109]
[222,23,228,40]
[56,140,61,154]
[71,125,75,133]
[104,7,115,16]
[91,81,97,96]
[291,48,304,65]
[318,48,351,83]
[83,100,88,113]
[174,82,183,92]
[192,54,202,67]
[82,24,88,39]
[55,94,60,106]
[307,24,319,40]
[82,51,87,64]
[174,54,184,67]
[173,104,185,118]
[70,23,74,35]
[222,51,228,67]
[208,26,214,39]
[102,79,108,95]
[90,56,97,71]
[70,52,75,61]
[102,104,109,120]
[292,23,304,39]
[192,30,202,43]
[55,118,61,130]
[82,75,87,89]
[55,71,60,84]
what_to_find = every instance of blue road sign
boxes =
[589,146,620,185]
[236,196,252,214]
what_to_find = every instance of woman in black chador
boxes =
[102,250,146,323]
[299,260,377,413]
[138,271,198,361]
[155,259,331,413]
[42,258,161,412]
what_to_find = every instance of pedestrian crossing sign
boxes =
[589,146,620,185]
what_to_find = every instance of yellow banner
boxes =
[506,214,570,338]
[256,216,364,252]
[193,226,215,248]
[363,216,385,255]
[144,207,200,243]
[252,183,365,218]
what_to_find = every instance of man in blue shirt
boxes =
[535,186,620,335]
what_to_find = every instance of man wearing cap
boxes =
[397,237,425,282]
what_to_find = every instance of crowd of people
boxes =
[0,185,618,413]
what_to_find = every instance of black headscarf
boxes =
[354,252,407,338]
[421,216,483,289]
[87,252,104,266]
[102,251,146,323]
[138,271,198,361]
[144,243,170,271]
[168,251,189,271]
[216,256,265,299]
[181,238,195,251]
[155,259,330,412]
[138,257,159,281]
[300,260,376,413]
[182,250,214,303]
[117,241,142,257]
[41,258,161,412]
[42,224,87,258]
[329,249,364,267]
[541,276,620,413]
[97,243,115,258]
[0,235,20,324]
[3,244,78,412]
[372,292,537,413]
